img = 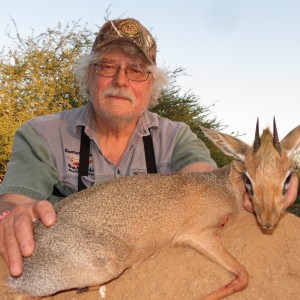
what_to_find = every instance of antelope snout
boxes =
[261,222,274,230]
[255,206,281,231]
[259,211,281,231]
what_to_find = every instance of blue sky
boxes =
[1,0,299,143]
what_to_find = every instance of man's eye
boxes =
[101,64,115,70]
[128,67,142,74]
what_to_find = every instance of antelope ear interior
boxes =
[280,124,300,156]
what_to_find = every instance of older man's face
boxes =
[87,48,154,125]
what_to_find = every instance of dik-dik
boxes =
[8,119,300,299]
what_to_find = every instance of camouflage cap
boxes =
[92,18,157,65]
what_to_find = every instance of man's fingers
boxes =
[14,211,35,257]
[0,198,56,276]
[32,200,56,227]
[0,223,10,267]
[2,213,23,276]
[13,200,56,259]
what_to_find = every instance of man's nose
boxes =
[112,68,129,86]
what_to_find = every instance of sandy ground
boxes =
[1,211,300,300]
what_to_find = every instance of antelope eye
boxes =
[244,174,253,197]
[283,173,292,195]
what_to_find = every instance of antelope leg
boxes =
[178,230,248,300]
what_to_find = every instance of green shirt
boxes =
[0,103,216,203]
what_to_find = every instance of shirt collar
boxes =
[136,110,159,136]
[74,102,95,136]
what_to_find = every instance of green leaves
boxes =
[0,21,90,178]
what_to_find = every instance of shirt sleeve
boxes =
[170,125,217,172]
[0,122,60,200]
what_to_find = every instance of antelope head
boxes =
[200,118,300,230]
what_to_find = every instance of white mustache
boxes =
[103,87,136,103]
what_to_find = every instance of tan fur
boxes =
[7,122,300,299]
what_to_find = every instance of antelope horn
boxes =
[252,118,260,155]
[273,117,282,155]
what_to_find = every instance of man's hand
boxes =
[0,194,56,276]
[243,172,299,212]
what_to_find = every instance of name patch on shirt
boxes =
[65,148,94,175]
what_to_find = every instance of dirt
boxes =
[1,211,300,300]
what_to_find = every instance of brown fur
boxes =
[7,122,300,299]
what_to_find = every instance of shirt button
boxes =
[117,169,121,175]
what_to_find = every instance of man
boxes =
[0,18,297,278]
[0,18,217,276]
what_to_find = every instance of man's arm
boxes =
[171,125,217,172]
[179,161,217,173]
[0,122,61,275]
[0,194,56,276]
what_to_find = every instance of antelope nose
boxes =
[263,223,273,230]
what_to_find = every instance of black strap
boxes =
[52,128,156,197]
[78,126,91,191]
[143,134,157,173]
[52,185,66,198]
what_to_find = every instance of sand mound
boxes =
[1,211,300,300]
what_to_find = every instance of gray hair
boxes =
[73,42,168,108]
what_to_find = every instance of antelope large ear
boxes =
[200,126,249,162]
[280,124,300,156]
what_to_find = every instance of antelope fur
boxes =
[8,119,300,299]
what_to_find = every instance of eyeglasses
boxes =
[93,62,151,82]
